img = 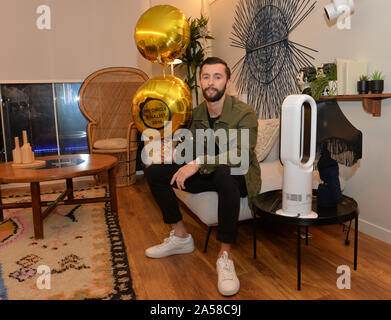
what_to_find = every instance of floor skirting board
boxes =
[358,218,391,245]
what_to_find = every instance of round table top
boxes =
[253,190,358,226]
[0,154,118,183]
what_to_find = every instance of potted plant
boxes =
[357,74,369,94]
[324,63,338,96]
[369,71,384,94]
[180,15,214,105]
[310,75,330,100]
[310,63,337,100]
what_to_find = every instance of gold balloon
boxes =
[132,75,192,137]
[134,5,190,65]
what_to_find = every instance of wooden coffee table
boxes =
[0,154,118,239]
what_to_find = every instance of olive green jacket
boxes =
[185,95,261,206]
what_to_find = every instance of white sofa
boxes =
[173,119,354,249]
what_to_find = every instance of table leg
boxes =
[354,213,358,270]
[108,167,118,214]
[0,185,3,222]
[253,214,257,259]
[31,182,43,239]
[66,178,74,200]
[203,227,212,253]
[305,226,309,246]
[344,220,352,245]
[297,225,301,291]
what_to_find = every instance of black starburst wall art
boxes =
[231,0,318,119]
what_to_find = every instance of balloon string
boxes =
[160,63,167,77]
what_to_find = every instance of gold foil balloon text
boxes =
[132,75,192,137]
[134,5,190,66]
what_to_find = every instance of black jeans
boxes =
[144,164,247,244]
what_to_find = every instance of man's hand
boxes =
[170,161,200,190]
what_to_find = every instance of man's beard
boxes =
[202,84,227,102]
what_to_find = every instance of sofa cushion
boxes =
[93,138,127,149]
[255,119,280,162]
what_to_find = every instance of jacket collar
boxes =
[196,95,233,127]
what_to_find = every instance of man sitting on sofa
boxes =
[144,57,261,296]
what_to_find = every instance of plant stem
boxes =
[194,71,199,105]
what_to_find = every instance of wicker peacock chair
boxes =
[78,67,148,186]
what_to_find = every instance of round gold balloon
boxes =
[132,75,192,137]
[134,5,190,65]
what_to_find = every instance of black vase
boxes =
[357,80,369,94]
[370,80,384,94]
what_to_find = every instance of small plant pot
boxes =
[370,80,384,94]
[357,80,369,94]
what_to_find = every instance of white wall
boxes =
[0,0,152,82]
[210,0,391,243]
[150,0,202,18]
[149,0,203,77]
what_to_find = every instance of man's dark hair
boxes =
[199,57,231,80]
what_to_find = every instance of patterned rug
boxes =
[0,186,135,300]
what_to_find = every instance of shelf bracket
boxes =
[362,98,381,117]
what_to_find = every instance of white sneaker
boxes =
[145,230,194,258]
[216,251,240,296]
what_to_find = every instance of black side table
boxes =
[253,190,358,290]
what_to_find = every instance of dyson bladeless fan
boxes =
[276,95,318,218]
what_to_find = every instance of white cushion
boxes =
[259,161,284,193]
[255,119,280,162]
[93,138,127,149]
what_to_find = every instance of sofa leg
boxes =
[203,227,212,253]
[253,215,257,259]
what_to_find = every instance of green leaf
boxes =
[310,76,329,100]
[371,71,384,81]
[179,15,214,98]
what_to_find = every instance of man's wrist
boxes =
[191,157,201,168]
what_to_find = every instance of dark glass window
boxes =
[1,83,58,160]
[0,110,4,162]
[54,83,88,155]
[0,82,89,161]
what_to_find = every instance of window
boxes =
[54,83,88,154]
[0,82,88,161]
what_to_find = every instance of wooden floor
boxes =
[118,175,391,300]
[3,175,391,300]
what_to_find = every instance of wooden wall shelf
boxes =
[319,93,391,117]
